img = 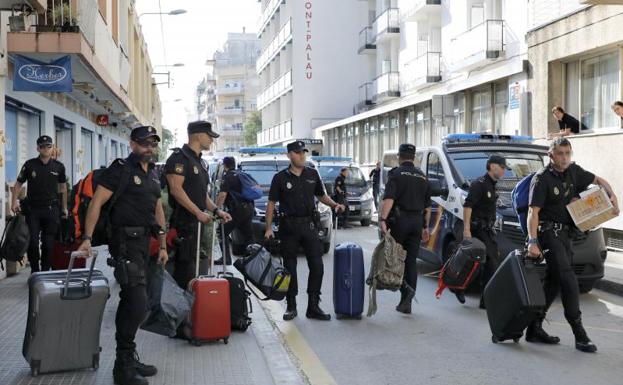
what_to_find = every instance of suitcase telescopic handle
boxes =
[62,250,99,300]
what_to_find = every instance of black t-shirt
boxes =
[97,153,161,228]
[383,162,432,211]
[334,175,347,196]
[165,145,209,225]
[220,169,243,209]
[268,166,326,217]
[463,173,498,222]
[369,168,380,187]
[529,163,595,225]
[558,114,582,134]
[17,157,67,206]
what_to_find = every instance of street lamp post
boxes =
[138,9,187,19]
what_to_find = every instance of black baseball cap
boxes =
[487,155,508,169]
[287,140,308,153]
[187,121,219,138]
[131,126,161,142]
[398,143,416,156]
[36,135,53,146]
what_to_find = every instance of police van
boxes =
[211,147,334,255]
[379,134,607,293]
[312,156,374,227]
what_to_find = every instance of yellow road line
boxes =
[261,300,338,385]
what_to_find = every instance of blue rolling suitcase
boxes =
[333,242,365,319]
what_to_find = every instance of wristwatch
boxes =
[81,235,92,241]
[379,218,387,222]
[527,237,539,245]
[159,247,167,251]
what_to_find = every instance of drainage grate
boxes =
[605,229,623,251]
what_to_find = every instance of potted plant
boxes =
[51,4,79,32]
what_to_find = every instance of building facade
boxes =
[255,0,366,146]
[315,0,529,165]
[0,0,162,278]
[201,32,260,152]
[527,0,623,243]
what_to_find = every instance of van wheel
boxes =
[360,219,371,227]
[579,281,595,294]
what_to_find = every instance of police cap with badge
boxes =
[287,141,309,153]
[187,120,220,138]
[131,126,161,143]
[399,143,416,157]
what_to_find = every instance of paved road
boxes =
[263,226,623,385]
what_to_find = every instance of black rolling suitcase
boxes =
[483,249,546,344]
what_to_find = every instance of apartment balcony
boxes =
[373,72,400,103]
[258,0,286,37]
[355,82,375,113]
[220,123,244,132]
[216,84,244,96]
[358,27,376,54]
[257,70,292,110]
[401,0,441,23]
[257,119,292,146]
[6,0,138,120]
[448,20,505,72]
[402,52,441,91]
[257,19,292,74]
[373,8,400,43]
[217,106,245,116]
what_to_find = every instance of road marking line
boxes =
[261,300,338,385]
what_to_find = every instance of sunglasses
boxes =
[38,144,53,149]
[137,140,159,148]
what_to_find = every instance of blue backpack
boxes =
[230,171,263,202]
[511,172,536,235]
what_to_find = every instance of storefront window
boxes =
[55,117,75,183]
[494,81,509,134]
[471,87,492,133]
[415,102,431,147]
[580,51,620,130]
[406,109,415,144]
[363,121,370,164]
[389,113,399,150]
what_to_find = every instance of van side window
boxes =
[427,152,446,183]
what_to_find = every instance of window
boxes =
[405,109,415,144]
[494,81,508,134]
[426,152,446,185]
[442,93,465,136]
[415,102,431,146]
[579,51,620,130]
[471,87,492,133]
[81,129,93,178]
[389,114,399,150]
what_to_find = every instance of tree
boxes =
[159,127,174,161]
[243,111,262,146]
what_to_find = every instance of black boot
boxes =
[569,318,597,353]
[306,294,331,321]
[479,296,486,310]
[396,283,415,314]
[526,317,560,344]
[132,351,157,377]
[113,351,148,385]
[283,296,298,321]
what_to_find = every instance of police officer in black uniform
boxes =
[527,137,619,353]
[379,144,432,314]
[165,121,232,288]
[454,155,507,307]
[78,126,168,385]
[265,141,346,321]
[11,135,68,273]
[215,156,255,265]
[369,161,381,208]
[333,167,352,229]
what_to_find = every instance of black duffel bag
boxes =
[0,214,30,269]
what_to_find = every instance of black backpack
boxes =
[0,214,30,269]
[219,272,252,331]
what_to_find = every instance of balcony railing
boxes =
[257,70,292,110]
[258,0,285,35]
[358,26,376,53]
[403,52,441,90]
[258,119,292,145]
[373,8,400,41]
[401,0,441,22]
[373,71,400,102]
[221,123,244,132]
[217,106,245,116]
[449,20,505,68]
[257,19,292,74]
[355,82,375,113]
[216,84,244,95]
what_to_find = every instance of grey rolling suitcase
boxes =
[23,251,110,376]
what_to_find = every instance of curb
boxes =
[594,278,623,297]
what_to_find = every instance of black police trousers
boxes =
[219,202,255,260]
[389,212,423,294]
[109,227,150,355]
[538,229,581,321]
[172,222,199,290]
[26,204,60,272]
[280,219,324,297]
[333,194,349,226]
[471,224,501,288]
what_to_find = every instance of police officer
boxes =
[379,144,432,314]
[369,161,381,208]
[78,126,168,385]
[264,141,346,321]
[527,137,619,353]
[333,167,352,229]
[215,156,254,265]
[11,135,68,273]
[165,121,232,288]
[454,155,506,308]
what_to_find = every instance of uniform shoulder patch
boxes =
[175,163,184,174]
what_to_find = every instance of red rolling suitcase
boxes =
[51,241,86,270]
[188,219,231,345]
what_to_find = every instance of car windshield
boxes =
[449,151,546,190]
[239,161,290,186]
[318,166,367,187]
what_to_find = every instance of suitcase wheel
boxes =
[223,337,229,345]
[30,360,40,377]
[491,335,499,344]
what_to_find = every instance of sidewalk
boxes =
[0,248,304,385]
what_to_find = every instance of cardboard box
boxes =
[567,187,618,232]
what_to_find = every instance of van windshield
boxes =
[318,166,367,187]
[238,161,289,186]
[449,151,546,190]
